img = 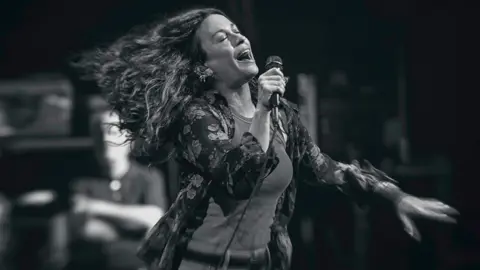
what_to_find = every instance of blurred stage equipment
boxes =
[396,47,410,164]
[297,74,318,144]
[0,74,73,138]
[296,73,319,270]
[0,194,11,268]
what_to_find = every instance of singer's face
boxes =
[196,14,258,88]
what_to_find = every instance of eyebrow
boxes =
[211,23,237,39]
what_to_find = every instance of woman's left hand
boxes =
[397,195,459,241]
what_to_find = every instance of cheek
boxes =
[205,47,234,68]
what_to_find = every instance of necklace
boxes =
[229,107,253,124]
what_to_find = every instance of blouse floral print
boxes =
[137,90,405,270]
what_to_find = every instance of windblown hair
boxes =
[74,8,239,162]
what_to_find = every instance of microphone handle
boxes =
[272,107,279,125]
[270,92,280,124]
[270,92,280,107]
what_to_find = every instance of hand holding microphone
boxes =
[257,56,286,114]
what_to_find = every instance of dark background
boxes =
[0,0,477,269]
[0,0,459,155]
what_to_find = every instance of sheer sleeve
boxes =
[295,118,405,205]
[177,101,279,199]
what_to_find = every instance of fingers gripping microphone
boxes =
[265,56,283,125]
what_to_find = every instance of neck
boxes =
[109,159,131,180]
[216,81,255,118]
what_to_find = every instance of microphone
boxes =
[265,56,283,124]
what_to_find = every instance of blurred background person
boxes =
[68,100,168,270]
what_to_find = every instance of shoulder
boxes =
[179,99,215,131]
[182,94,232,131]
[184,91,224,113]
[183,98,211,117]
[182,93,225,120]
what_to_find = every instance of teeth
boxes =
[238,50,251,60]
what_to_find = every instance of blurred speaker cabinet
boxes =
[0,74,74,138]
[318,97,396,161]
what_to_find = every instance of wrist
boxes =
[255,106,271,117]
[395,193,410,208]
[374,182,408,205]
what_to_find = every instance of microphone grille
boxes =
[265,56,283,71]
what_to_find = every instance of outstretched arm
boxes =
[296,116,404,204]
[295,118,458,240]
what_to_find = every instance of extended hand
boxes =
[397,195,459,241]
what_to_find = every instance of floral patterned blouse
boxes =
[137,90,405,270]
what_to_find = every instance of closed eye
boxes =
[214,25,241,43]
[214,32,228,43]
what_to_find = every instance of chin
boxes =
[239,67,258,87]
[243,63,259,78]
[227,61,259,87]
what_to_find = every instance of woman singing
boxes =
[75,7,458,270]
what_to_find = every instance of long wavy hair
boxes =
[74,8,258,162]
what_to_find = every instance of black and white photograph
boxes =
[0,1,474,270]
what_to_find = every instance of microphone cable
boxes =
[215,118,280,270]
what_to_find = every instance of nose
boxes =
[232,33,246,47]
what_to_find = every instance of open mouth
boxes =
[235,49,253,62]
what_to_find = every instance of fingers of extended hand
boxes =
[412,198,458,223]
[423,199,459,215]
[421,210,457,223]
[398,213,421,241]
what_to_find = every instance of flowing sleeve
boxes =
[295,117,406,205]
[177,100,279,199]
